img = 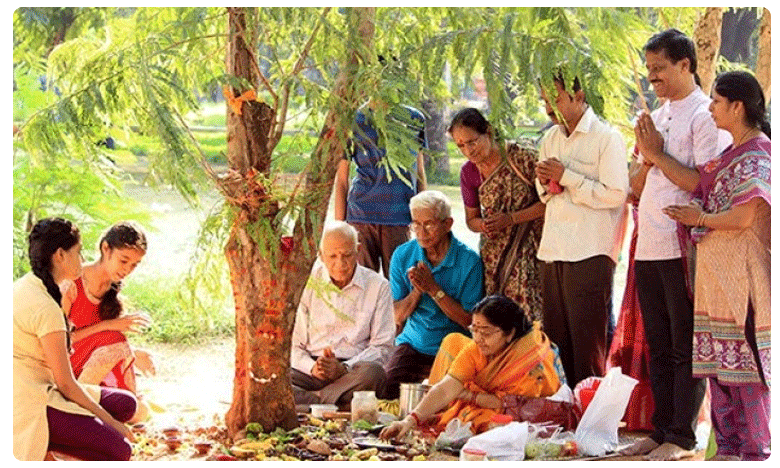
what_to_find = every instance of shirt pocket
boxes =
[566,154,598,178]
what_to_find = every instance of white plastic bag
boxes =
[574,367,638,456]
[461,421,529,461]
[547,382,575,403]
[434,418,473,451]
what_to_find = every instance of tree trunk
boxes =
[222,7,376,438]
[756,8,771,102]
[694,7,723,94]
[421,98,449,178]
[223,6,298,436]
[297,6,376,241]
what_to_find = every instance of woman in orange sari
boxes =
[380,296,563,438]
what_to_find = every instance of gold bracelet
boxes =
[696,212,706,227]
[700,214,707,228]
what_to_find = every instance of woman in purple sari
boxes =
[664,71,770,461]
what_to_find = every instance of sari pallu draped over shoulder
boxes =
[477,142,544,323]
[428,322,562,434]
[690,136,771,387]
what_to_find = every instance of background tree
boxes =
[756,8,771,101]
[694,7,724,94]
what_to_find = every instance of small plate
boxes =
[352,437,397,451]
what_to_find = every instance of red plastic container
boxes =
[579,380,601,412]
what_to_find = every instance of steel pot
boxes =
[398,383,430,418]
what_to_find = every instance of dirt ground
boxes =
[137,338,235,430]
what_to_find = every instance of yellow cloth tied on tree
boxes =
[429,322,561,434]
[223,87,258,115]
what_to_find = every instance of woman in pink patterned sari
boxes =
[450,108,545,323]
[664,71,770,461]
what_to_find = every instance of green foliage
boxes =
[12,148,150,279]
[14,7,226,204]
[122,275,234,345]
[13,68,53,122]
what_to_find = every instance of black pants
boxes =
[378,343,435,400]
[635,259,705,450]
[540,255,614,387]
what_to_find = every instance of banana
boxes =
[377,399,400,416]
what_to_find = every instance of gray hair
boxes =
[409,190,452,220]
[319,221,359,252]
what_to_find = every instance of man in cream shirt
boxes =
[535,74,629,388]
[291,221,395,411]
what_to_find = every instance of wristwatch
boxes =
[434,290,445,301]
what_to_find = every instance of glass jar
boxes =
[351,391,378,424]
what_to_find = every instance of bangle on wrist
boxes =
[471,391,478,405]
[700,214,708,228]
[696,211,706,227]
[409,412,421,427]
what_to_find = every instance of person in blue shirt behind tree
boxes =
[334,57,428,279]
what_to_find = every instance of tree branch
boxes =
[174,110,221,185]
[270,7,332,152]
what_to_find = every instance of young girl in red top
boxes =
[64,221,154,423]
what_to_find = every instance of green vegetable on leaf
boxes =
[245,422,263,434]
[352,419,374,431]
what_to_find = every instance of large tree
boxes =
[219,7,376,434]
[755,8,771,101]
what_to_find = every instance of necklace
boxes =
[733,126,759,148]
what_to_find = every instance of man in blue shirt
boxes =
[334,102,428,279]
[378,190,484,399]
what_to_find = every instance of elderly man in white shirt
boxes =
[535,74,629,388]
[291,221,395,411]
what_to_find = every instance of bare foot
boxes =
[619,436,659,456]
[129,398,150,424]
[646,442,696,461]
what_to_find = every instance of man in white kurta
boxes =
[534,76,629,388]
[291,222,395,410]
[624,28,730,461]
